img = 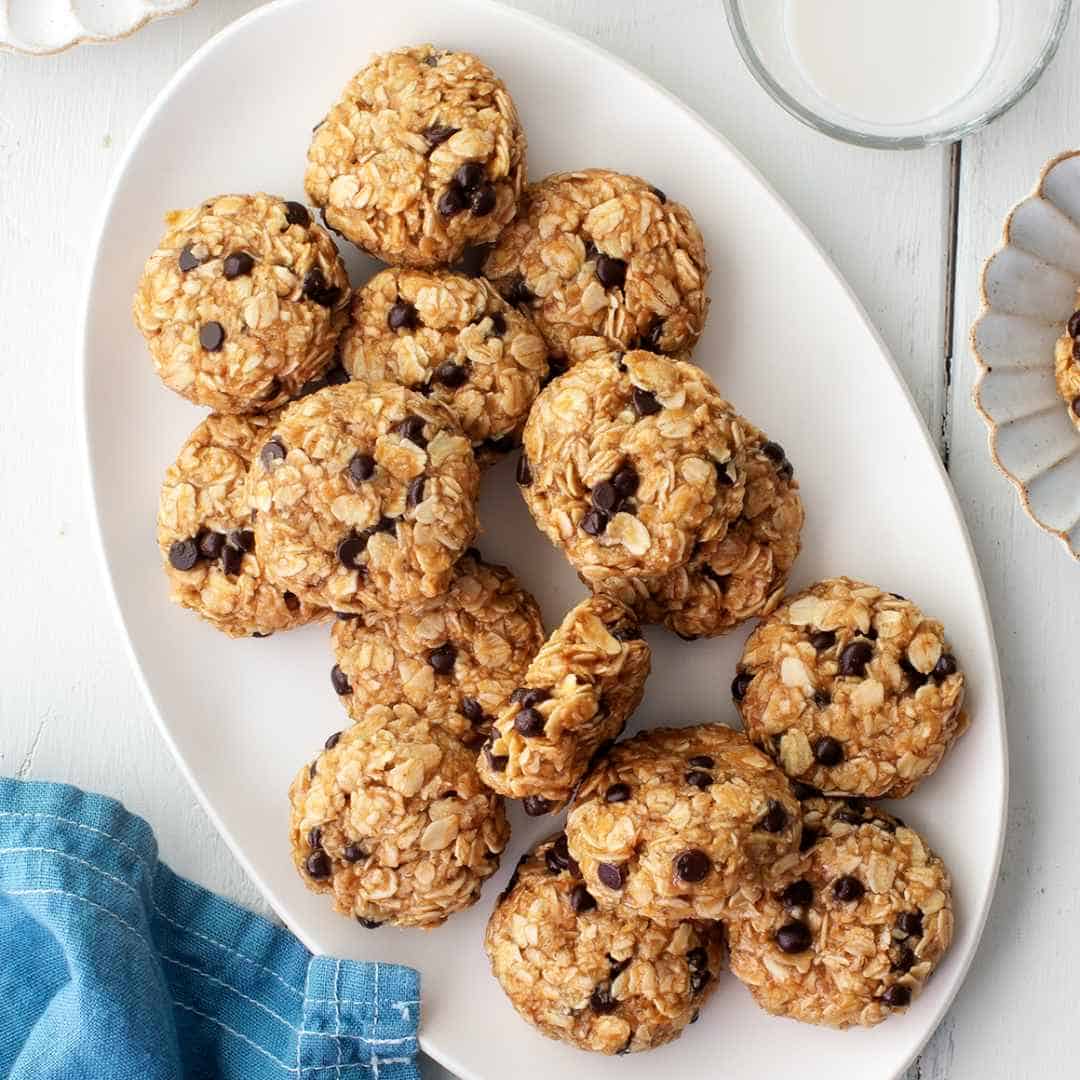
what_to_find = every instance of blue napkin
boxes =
[0,778,420,1080]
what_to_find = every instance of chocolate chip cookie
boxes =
[339,268,550,465]
[566,725,801,923]
[485,833,724,1054]
[305,46,526,268]
[483,169,709,360]
[733,578,968,799]
[518,348,749,583]
[330,550,545,744]
[289,713,509,929]
[476,595,651,815]
[133,193,349,413]
[600,421,803,639]
[157,412,325,638]
[1054,299,1080,430]
[726,798,953,1028]
[246,381,480,615]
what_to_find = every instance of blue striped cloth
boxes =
[0,778,420,1080]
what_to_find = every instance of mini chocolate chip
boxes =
[731,670,754,701]
[470,184,497,216]
[284,201,310,227]
[488,311,506,335]
[305,850,331,878]
[892,945,916,973]
[688,755,714,768]
[199,322,225,352]
[178,244,204,272]
[596,255,628,290]
[334,610,359,621]
[283,591,300,612]
[761,441,786,464]
[799,826,820,852]
[394,414,427,447]
[522,796,553,816]
[900,657,929,689]
[791,780,821,800]
[510,687,550,708]
[605,782,631,803]
[357,917,382,929]
[1067,310,1080,338]
[690,970,711,995]
[597,862,626,890]
[778,460,795,483]
[337,533,367,569]
[685,770,712,789]
[775,921,812,953]
[636,317,664,351]
[227,529,255,552]
[812,690,831,708]
[589,984,617,1014]
[434,361,468,388]
[631,387,662,417]
[809,629,836,651]
[454,162,486,191]
[514,707,545,737]
[838,639,874,677]
[758,800,788,833]
[308,826,323,849]
[222,251,255,280]
[198,531,225,559]
[342,843,366,862]
[897,911,923,937]
[324,731,341,750]
[933,653,958,679]
[612,624,642,641]
[503,274,534,305]
[302,267,341,308]
[387,300,419,331]
[546,834,572,873]
[833,875,865,902]
[591,481,621,514]
[423,124,459,147]
[429,642,457,675]
[371,516,396,535]
[516,452,533,486]
[581,508,609,536]
[814,736,844,766]
[348,452,376,484]
[833,808,866,826]
[674,849,711,883]
[221,545,244,576]
[438,183,468,217]
[460,697,487,725]
[168,538,200,570]
[612,464,639,498]
[484,746,508,772]
[649,185,667,203]
[401,476,424,511]
[882,985,911,1008]
[569,883,597,913]
[330,665,351,695]
[781,879,814,909]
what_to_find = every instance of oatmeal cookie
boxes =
[476,595,650,815]
[483,170,708,359]
[566,725,801,923]
[289,712,509,929]
[157,412,325,638]
[339,268,549,464]
[305,46,526,268]
[726,798,953,1028]
[733,578,968,799]
[518,349,749,582]
[133,193,349,413]
[247,381,480,614]
[600,422,803,639]
[330,550,544,744]
[485,833,724,1054]
[1054,301,1080,430]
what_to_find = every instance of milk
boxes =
[785,0,1001,126]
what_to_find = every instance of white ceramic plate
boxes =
[972,149,1080,559]
[81,2,1006,1077]
[0,0,196,56]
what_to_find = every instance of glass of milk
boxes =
[724,0,1071,147]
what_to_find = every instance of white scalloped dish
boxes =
[973,149,1080,559]
[0,0,195,56]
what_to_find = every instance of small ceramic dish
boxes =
[972,149,1080,559]
[0,0,196,56]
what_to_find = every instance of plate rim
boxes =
[78,1,1009,1076]
[970,146,1080,560]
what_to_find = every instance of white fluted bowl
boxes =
[972,149,1080,559]
[0,0,196,56]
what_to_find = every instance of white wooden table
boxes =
[2,2,1077,1076]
